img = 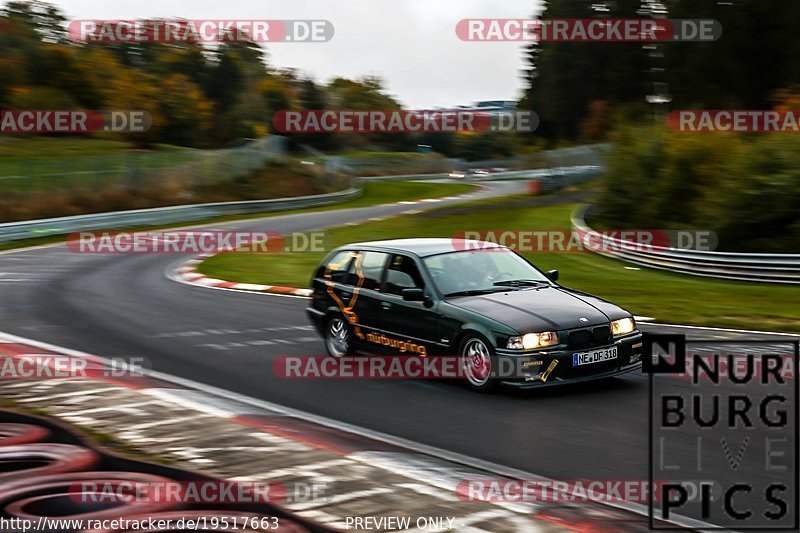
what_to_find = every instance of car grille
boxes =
[568,324,612,349]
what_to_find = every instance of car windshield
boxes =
[423,249,551,296]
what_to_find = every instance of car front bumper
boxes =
[494,332,644,388]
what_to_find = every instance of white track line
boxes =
[644,322,800,338]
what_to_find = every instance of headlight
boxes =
[507,331,558,350]
[611,317,636,336]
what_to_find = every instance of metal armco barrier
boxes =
[0,187,361,244]
[465,165,604,189]
[572,205,800,284]
[0,163,604,244]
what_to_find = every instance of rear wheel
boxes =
[460,334,498,392]
[324,316,352,357]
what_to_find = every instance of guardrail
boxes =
[0,160,605,244]
[465,165,604,189]
[0,187,362,243]
[313,143,610,177]
[571,205,800,284]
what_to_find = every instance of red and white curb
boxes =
[175,254,313,297]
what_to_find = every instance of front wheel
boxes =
[460,334,498,393]
[324,316,353,358]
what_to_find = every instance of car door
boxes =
[317,249,389,353]
[345,250,390,353]
[370,253,444,357]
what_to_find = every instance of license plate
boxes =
[573,347,617,366]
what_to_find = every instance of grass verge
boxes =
[197,192,800,333]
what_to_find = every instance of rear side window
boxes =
[359,251,389,291]
[385,254,425,296]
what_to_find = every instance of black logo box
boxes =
[645,334,799,530]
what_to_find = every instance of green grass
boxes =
[0,180,476,252]
[0,137,132,158]
[198,193,800,333]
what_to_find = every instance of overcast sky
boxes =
[49,0,543,108]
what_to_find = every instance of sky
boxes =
[48,0,544,108]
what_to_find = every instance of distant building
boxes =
[471,100,517,113]
[434,100,517,116]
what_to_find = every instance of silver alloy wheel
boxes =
[463,338,492,387]
[326,317,349,357]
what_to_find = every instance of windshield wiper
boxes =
[444,288,510,297]
[493,279,550,288]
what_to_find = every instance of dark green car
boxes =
[306,238,643,392]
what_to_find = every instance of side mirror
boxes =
[402,288,426,302]
[546,269,559,282]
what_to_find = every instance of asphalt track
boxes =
[0,179,797,525]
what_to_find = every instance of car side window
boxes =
[359,251,389,291]
[385,254,424,296]
[323,250,356,284]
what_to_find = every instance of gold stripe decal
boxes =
[324,252,366,340]
[540,359,558,382]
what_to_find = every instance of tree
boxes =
[522,0,800,141]
[520,0,647,141]
[286,78,334,151]
[665,0,800,109]
[1,0,67,43]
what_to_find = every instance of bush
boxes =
[596,125,800,251]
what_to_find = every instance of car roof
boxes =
[345,238,505,257]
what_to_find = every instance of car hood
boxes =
[447,286,626,332]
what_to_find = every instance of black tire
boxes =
[0,471,175,521]
[324,315,354,357]
[0,424,50,447]
[0,444,98,482]
[459,334,498,393]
